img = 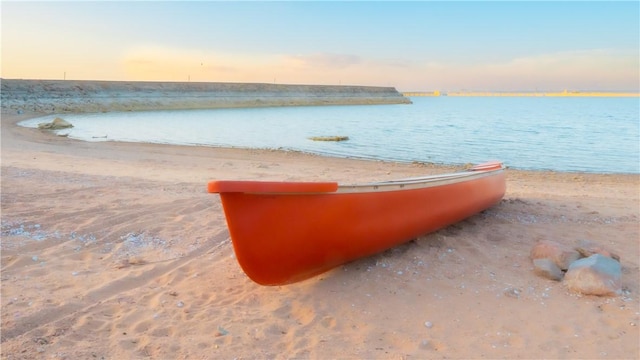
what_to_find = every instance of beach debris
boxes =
[532,258,564,281]
[503,287,522,299]
[215,326,229,337]
[176,301,185,308]
[563,254,622,296]
[308,135,349,141]
[424,321,433,328]
[34,337,49,345]
[37,117,73,130]
[530,240,581,270]
[115,257,147,269]
[575,239,620,262]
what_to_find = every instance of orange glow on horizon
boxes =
[2,46,638,92]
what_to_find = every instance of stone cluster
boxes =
[530,239,622,296]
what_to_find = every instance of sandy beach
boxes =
[1,82,639,359]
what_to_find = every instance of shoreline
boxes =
[1,89,638,358]
[12,110,640,176]
[4,79,636,175]
[5,108,638,191]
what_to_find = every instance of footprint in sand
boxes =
[320,316,336,329]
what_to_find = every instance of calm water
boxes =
[20,97,640,173]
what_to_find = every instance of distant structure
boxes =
[403,90,639,97]
[402,90,441,97]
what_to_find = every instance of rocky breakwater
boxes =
[1,79,411,114]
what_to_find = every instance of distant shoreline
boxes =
[403,90,640,97]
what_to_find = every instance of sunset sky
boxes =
[2,1,638,92]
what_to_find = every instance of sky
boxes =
[1,1,639,92]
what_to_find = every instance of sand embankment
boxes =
[0,79,411,114]
[1,81,638,359]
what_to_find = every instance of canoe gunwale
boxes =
[208,162,504,195]
[336,167,503,193]
[209,166,504,195]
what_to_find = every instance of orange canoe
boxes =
[208,161,506,285]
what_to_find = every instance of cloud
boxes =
[531,49,639,90]
[283,53,362,69]
[413,49,639,91]
[117,45,638,91]
[121,45,276,82]
[120,46,383,85]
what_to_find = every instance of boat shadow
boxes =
[307,197,529,287]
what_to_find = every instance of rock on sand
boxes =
[563,254,622,296]
[37,117,73,130]
[530,239,581,270]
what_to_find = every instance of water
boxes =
[20,97,640,173]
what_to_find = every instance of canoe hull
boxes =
[210,162,505,285]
